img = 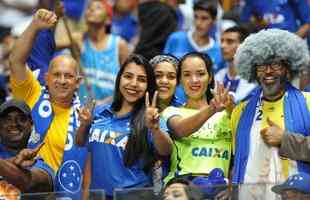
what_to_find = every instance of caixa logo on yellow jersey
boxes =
[192,147,230,160]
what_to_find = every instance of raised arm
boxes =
[168,105,217,138]
[145,92,173,156]
[9,9,57,83]
[168,83,232,138]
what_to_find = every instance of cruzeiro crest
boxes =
[58,160,82,194]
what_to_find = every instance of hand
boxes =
[209,82,230,113]
[77,98,96,127]
[224,94,235,114]
[260,118,284,147]
[11,142,45,168]
[31,9,57,30]
[145,91,160,131]
[0,180,20,200]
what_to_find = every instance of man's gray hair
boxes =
[234,29,310,82]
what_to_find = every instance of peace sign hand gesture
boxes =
[145,91,160,131]
[77,98,96,127]
[209,82,231,113]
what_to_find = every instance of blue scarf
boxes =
[28,87,87,199]
[233,83,310,184]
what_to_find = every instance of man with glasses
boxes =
[230,29,310,200]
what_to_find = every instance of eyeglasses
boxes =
[256,63,283,72]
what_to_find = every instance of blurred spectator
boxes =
[165,0,194,31]
[0,28,12,101]
[215,26,256,103]
[0,0,38,28]
[61,0,88,21]
[164,0,224,103]
[134,0,177,60]
[240,0,310,48]
[300,67,310,91]
[162,169,228,200]
[272,173,310,200]
[111,0,138,45]
[57,0,129,103]
[162,178,203,200]
[164,0,223,73]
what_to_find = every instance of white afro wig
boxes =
[234,29,310,82]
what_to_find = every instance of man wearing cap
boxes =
[0,99,54,193]
[272,172,310,200]
[231,29,310,199]
[9,9,88,198]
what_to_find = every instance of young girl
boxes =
[150,54,182,111]
[148,54,182,192]
[161,52,233,183]
[78,54,172,199]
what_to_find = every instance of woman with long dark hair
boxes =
[77,54,172,199]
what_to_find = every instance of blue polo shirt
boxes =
[87,104,153,196]
[0,144,55,180]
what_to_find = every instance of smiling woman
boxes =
[150,54,181,112]
[161,52,233,185]
[76,54,173,199]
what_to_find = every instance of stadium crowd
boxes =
[0,0,310,199]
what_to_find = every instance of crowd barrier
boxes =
[1,184,310,200]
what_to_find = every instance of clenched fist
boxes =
[31,9,57,30]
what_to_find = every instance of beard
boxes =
[260,74,287,100]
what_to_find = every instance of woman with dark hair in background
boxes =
[76,54,172,199]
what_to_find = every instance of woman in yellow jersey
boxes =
[161,52,233,186]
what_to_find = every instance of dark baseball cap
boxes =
[0,99,31,118]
